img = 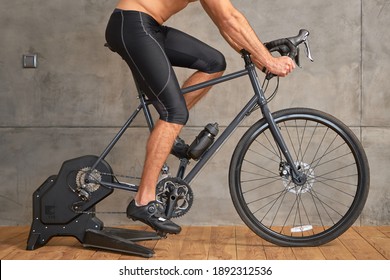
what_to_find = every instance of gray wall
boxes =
[1,0,389,226]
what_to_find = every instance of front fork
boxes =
[245,60,307,186]
[261,105,307,185]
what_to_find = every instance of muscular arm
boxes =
[200,0,294,76]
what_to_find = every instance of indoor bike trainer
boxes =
[26,155,161,258]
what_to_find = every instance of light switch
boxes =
[23,54,37,68]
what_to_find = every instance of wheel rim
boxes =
[233,110,368,245]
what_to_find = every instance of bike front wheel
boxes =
[229,108,369,246]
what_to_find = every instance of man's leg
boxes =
[135,70,223,205]
[135,120,183,206]
[128,71,223,234]
[170,70,225,160]
[182,70,224,109]
[127,119,183,234]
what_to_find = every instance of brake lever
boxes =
[289,36,314,70]
[294,47,301,68]
[304,40,314,62]
[290,37,313,67]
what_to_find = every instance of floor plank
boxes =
[178,226,212,260]
[338,227,386,260]
[291,246,325,260]
[235,226,267,260]
[378,226,390,238]
[262,243,297,260]
[319,239,356,260]
[354,227,390,259]
[1,226,389,260]
[208,226,237,260]
[0,227,31,260]
[152,227,189,260]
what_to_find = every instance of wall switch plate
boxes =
[23,54,37,68]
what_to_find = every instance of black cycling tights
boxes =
[105,10,226,125]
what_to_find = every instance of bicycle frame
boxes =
[28,30,369,253]
[92,51,303,191]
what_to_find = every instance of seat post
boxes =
[240,49,253,67]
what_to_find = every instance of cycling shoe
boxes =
[126,200,181,234]
[171,137,190,159]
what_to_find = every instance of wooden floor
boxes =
[1,226,389,260]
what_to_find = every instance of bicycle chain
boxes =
[72,170,141,215]
[73,209,126,215]
[73,172,193,218]
[101,171,142,181]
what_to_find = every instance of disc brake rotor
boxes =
[282,161,315,194]
[156,177,194,218]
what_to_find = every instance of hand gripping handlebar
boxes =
[263,29,314,79]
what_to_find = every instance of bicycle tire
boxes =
[229,108,369,246]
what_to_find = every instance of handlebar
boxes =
[262,29,314,80]
[265,29,313,64]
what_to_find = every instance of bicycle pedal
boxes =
[156,231,168,238]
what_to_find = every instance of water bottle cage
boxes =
[188,123,219,160]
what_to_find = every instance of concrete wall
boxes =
[1,0,389,226]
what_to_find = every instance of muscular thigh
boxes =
[106,11,188,124]
[164,27,226,74]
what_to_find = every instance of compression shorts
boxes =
[105,10,226,125]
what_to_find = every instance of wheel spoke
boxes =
[230,108,369,246]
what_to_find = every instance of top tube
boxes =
[181,69,248,94]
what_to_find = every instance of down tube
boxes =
[184,95,259,184]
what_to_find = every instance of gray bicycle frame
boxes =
[92,51,301,191]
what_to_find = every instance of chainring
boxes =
[155,177,193,218]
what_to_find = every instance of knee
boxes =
[208,51,227,74]
[164,105,189,125]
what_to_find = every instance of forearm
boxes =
[218,11,273,69]
[201,0,294,76]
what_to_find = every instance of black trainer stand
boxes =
[26,156,161,258]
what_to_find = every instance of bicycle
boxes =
[27,29,369,257]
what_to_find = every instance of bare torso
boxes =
[116,0,198,24]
